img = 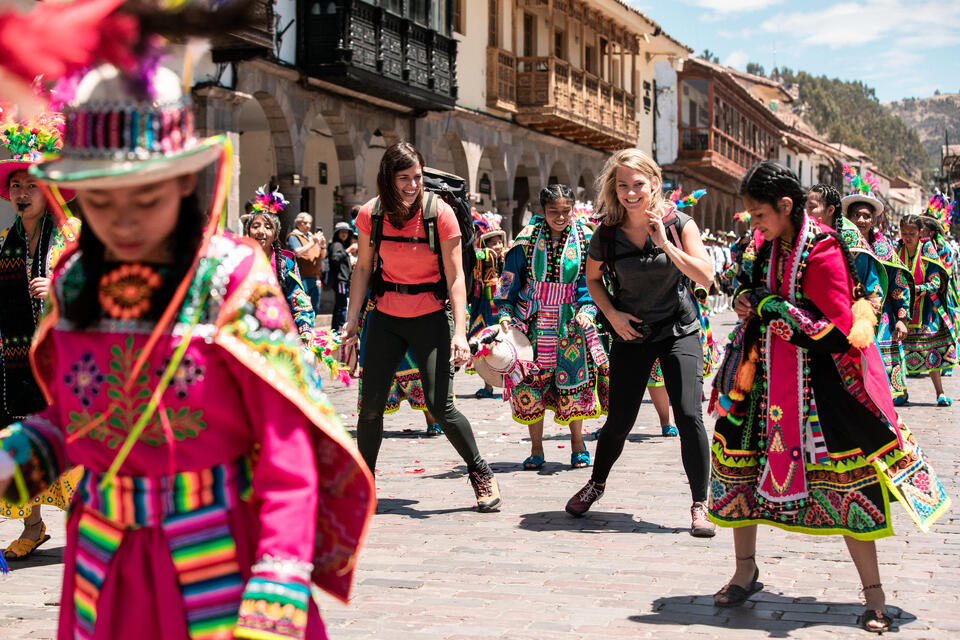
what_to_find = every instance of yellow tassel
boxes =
[735,343,760,393]
[848,298,878,349]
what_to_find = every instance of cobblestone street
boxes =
[2,312,958,639]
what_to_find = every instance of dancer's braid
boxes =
[272,238,290,298]
[738,161,806,232]
[809,183,843,229]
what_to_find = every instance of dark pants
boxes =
[356,308,483,472]
[332,288,349,331]
[301,277,321,315]
[591,331,710,502]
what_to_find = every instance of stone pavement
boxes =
[2,311,958,639]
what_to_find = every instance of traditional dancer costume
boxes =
[840,190,914,402]
[468,213,506,339]
[0,111,83,532]
[897,237,959,374]
[709,213,949,539]
[0,62,374,640]
[245,187,315,347]
[494,217,608,425]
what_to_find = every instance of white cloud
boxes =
[686,0,785,12]
[758,0,960,49]
[723,50,750,70]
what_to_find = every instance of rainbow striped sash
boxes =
[528,281,577,369]
[73,458,253,640]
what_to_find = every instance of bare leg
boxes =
[423,410,436,426]
[568,419,588,467]
[844,537,886,611]
[931,370,945,397]
[526,419,545,464]
[485,383,494,393]
[649,385,671,427]
[714,525,759,604]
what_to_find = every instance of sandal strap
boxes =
[736,554,756,561]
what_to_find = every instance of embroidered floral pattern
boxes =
[255,296,289,330]
[65,336,208,448]
[154,353,206,400]
[63,352,106,408]
[768,319,793,341]
[98,263,163,320]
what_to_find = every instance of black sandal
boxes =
[713,555,764,608]
[858,584,893,634]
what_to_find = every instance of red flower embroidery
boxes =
[255,296,288,330]
[769,319,793,341]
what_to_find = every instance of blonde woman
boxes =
[565,150,716,537]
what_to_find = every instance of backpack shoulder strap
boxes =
[662,210,684,251]
[598,223,616,268]
[423,192,439,253]
[369,197,384,248]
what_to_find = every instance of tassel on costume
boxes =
[734,342,760,393]
[847,298,877,349]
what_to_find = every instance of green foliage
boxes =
[746,62,765,77]
[777,69,927,178]
[700,49,719,64]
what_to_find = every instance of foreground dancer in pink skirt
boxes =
[0,41,373,640]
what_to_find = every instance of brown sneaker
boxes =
[565,480,604,517]
[468,462,502,512]
[691,501,717,537]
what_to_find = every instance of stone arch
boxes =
[577,166,597,202]
[251,90,297,179]
[237,97,279,216]
[433,131,470,180]
[548,160,572,187]
[476,144,508,212]
[511,151,544,235]
[303,110,342,233]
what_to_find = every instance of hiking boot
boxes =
[468,462,502,512]
[565,480,604,517]
[691,501,717,537]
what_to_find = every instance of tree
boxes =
[935,89,942,96]
[746,62,765,77]
[700,49,719,63]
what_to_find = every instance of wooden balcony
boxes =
[512,56,638,151]
[677,126,768,184]
[210,0,274,62]
[297,0,457,111]
[486,47,517,112]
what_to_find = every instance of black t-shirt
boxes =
[588,212,699,343]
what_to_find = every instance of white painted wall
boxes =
[238,130,278,211]
[455,0,488,112]
[653,61,678,165]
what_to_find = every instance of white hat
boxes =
[469,325,535,389]
[842,193,884,217]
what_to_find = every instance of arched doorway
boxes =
[434,131,470,180]
[512,153,543,235]
[548,160,572,188]
[238,97,278,226]
[303,112,341,235]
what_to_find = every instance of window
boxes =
[488,0,499,47]
[453,0,464,35]
[555,30,565,59]
[798,160,804,184]
[522,13,535,57]
[584,45,594,74]
[600,38,608,80]
[786,154,792,169]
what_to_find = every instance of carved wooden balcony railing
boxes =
[486,47,517,112]
[210,0,275,62]
[298,0,457,111]
[505,56,637,151]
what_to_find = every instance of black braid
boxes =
[272,238,290,298]
[739,161,806,236]
[808,183,843,229]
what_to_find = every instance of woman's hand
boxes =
[575,313,593,330]
[340,317,359,348]
[734,292,755,321]
[892,320,908,342]
[607,309,643,341]
[29,277,50,300]
[450,332,470,367]
[646,208,668,248]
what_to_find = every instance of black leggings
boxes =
[591,331,710,502]
[356,308,483,472]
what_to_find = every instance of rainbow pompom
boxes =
[674,189,708,209]
[843,165,879,196]
[252,186,289,215]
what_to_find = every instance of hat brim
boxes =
[480,230,506,243]
[30,136,223,190]
[842,194,884,216]
[0,160,76,202]
[470,325,534,388]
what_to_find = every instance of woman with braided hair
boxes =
[244,187,316,347]
[709,161,949,634]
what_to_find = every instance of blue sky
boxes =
[630,0,960,103]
